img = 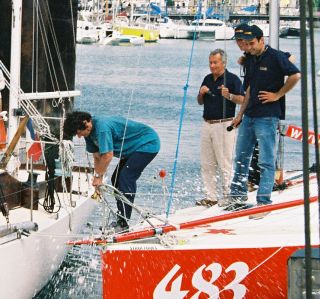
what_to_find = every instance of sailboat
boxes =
[68,2,319,299]
[187,18,234,41]
[115,1,160,42]
[0,1,96,298]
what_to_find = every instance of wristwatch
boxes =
[94,173,103,178]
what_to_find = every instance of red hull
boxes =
[101,245,304,298]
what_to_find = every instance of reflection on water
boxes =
[35,33,319,298]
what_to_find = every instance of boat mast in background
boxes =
[7,0,22,172]
[269,0,279,49]
[0,0,78,122]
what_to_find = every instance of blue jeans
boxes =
[111,151,158,220]
[230,115,279,204]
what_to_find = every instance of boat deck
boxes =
[107,173,319,250]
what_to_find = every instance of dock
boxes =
[167,12,320,23]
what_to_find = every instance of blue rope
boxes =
[165,2,203,220]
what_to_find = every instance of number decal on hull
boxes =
[153,264,189,299]
[224,262,249,298]
[153,262,249,299]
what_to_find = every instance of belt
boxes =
[204,117,233,124]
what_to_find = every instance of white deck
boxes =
[108,174,319,250]
[0,171,97,299]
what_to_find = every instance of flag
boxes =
[0,118,6,150]
[285,124,320,145]
[26,119,42,161]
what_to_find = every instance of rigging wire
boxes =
[69,0,77,51]
[106,48,144,200]
[220,0,236,199]
[299,0,313,297]
[36,6,59,92]
[307,0,320,225]
[165,0,202,220]
[44,0,70,92]
[30,1,74,216]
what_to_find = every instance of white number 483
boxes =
[153,262,249,299]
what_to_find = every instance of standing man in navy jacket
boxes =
[196,49,244,207]
[226,25,300,217]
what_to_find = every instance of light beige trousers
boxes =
[200,120,236,201]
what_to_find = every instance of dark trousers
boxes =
[111,151,157,220]
[248,142,260,185]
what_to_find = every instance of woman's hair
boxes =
[63,111,92,139]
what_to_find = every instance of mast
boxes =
[7,0,23,172]
[269,0,285,185]
[269,0,279,49]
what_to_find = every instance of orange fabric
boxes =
[27,135,42,161]
[0,119,6,149]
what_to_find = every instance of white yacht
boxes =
[76,20,99,44]
[187,18,234,40]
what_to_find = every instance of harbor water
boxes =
[35,33,319,298]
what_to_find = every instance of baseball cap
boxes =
[242,25,264,40]
[234,23,250,40]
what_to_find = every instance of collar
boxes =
[213,69,228,81]
[256,45,269,57]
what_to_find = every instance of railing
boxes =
[0,60,80,142]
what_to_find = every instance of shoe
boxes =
[218,198,229,207]
[110,218,129,233]
[195,198,218,207]
[223,195,248,211]
[232,195,248,202]
[247,182,256,192]
[224,202,253,211]
[248,203,271,220]
[249,211,270,220]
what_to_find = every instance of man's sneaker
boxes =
[110,218,129,233]
[218,197,230,207]
[195,198,218,207]
[247,182,256,192]
[248,211,270,220]
[232,195,248,202]
[223,195,248,211]
[249,204,271,220]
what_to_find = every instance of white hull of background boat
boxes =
[117,26,159,43]
[187,19,234,41]
[100,32,144,46]
[99,173,319,298]
[173,26,190,39]
[0,171,97,299]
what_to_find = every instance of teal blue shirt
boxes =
[85,116,160,157]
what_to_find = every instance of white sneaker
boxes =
[218,198,230,207]
[249,211,270,220]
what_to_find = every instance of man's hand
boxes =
[230,114,243,128]
[237,55,246,66]
[258,91,280,104]
[197,85,210,105]
[221,85,230,99]
[199,86,210,96]
[92,177,103,187]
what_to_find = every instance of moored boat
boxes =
[187,18,234,41]
[116,25,159,42]
[0,1,97,298]
[69,170,319,298]
[65,1,319,298]
[100,31,145,46]
[279,21,309,38]
[279,27,301,38]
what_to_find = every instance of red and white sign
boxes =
[285,124,320,145]
[101,246,303,298]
